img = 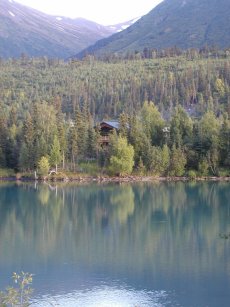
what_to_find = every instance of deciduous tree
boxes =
[110,136,134,176]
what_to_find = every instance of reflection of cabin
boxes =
[100,120,119,146]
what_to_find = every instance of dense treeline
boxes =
[0,52,230,176]
[1,50,230,119]
[0,99,229,177]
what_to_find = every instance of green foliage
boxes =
[215,78,225,97]
[0,272,33,307]
[109,136,134,176]
[207,147,220,176]
[141,101,164,146]
[49,135,61,171]
[108,129,119,156]
[86,120,99,159]
[161,144,170,175]
[0,168,15,177]
[78,161,101,176]
[198,158,209,177]
[68,126,78,171]
[169,145,187,177]
[143,144,170,176]
[147,146,164,175]
[119,112,129,138]
[75,105,89,159]
[219,113,230,166]
[0,114,7,167]
[128,115,149,165]
[170,106,193,148]
[136,157,146,176]
[218,168,230,177]
[2,54,230,122]
[199,111,220,148]
[19,143,30,171]
[187,170,197,180]
[37,156,50,177]
[0,54,230,177]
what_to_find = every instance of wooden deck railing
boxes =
[100,135,109,143]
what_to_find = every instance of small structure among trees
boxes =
[99,120,119,146]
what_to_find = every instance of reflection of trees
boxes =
[0,182,229,277]
[110,186,135,224]
[38,185,50,205]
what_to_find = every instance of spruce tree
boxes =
[0,113,7,167]
[68,126,78,171]
[49,136,61,173]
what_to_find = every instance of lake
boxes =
[0,181,229,306]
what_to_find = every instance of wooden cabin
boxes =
[100,120,119,146]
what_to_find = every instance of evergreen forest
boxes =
[0,49,230,177]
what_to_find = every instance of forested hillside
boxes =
[0,50,230,176]
[2,51,230,118]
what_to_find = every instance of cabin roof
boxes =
[100,120,119,129]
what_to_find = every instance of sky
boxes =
[15,0,163,25]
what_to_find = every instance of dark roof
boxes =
[101,120,119,129]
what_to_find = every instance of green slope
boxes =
[76,0,230,58]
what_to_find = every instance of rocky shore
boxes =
[1,174,230,183]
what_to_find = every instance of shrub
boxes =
[198,158,209,176]
[187,170,197,180]
[0,272,33,307]
[37,156,50,177]
[0,168,15,178]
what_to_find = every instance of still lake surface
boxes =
[0,181,229,306]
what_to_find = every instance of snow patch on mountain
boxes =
[121,25,129,30]
[108,17,141,33]
[9,11,15,17]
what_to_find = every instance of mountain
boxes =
[0,0,117,58]
[75,0,230,58]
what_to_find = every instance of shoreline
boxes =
[1,175,230,183]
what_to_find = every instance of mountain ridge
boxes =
[75,0,230,58]
[0,0,136,58]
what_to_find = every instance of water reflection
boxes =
[0,182,230,306]
[32,285,169,307]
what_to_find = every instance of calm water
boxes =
[0,181,229,307]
